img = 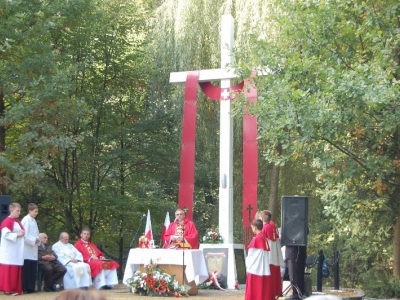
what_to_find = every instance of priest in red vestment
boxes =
[163,208,199,249]
[245,219,273,300]
[74,228,119,289]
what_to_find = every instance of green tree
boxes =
[238,0,400,293]
[0,0,180,277]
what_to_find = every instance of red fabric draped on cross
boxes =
[179,73,258,228]
[178,72,199,221]
[242,77,258,227]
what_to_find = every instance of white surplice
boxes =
[52,241,92,289]
[0,218,24,265]
[21,214,40,260]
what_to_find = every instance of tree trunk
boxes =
[118,236,124,279]
[0,87,7,194]
[268,144,282,218]
[394,125,400,276]
[268,163,280,218]
[393,204,400,276]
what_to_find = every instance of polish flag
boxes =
[144,210,153,241]
[161,212,170,244]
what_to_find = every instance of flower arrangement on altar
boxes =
[197,271,227,290]
[138,236,149,248]
[202,228,224,244]
[126,261,190,297]
[138,236,155,248]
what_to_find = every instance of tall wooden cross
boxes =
[169,15,259,288]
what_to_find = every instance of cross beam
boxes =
[170,68,238,84]
[170,68,268,84]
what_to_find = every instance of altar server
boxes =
[21,203,41,293]
[0,203,25,296]
[245,219,272,300]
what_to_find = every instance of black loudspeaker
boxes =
[0,195,11,224]
[281,196,308,246]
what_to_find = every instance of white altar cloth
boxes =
[123,249,208,285]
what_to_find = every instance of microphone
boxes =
[140,214,146,222]
[174,218,179,222]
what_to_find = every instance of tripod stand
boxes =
[277,280,304,300]
[277,250,307,300]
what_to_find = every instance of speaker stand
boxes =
[277,280,304,300]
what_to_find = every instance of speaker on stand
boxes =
[281,196,308,246]
[280,196,308,300]
[0,195,11,224]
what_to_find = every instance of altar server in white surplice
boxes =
[52,232,92,290]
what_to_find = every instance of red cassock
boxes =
[74,239,119,278]
[262,221,283,297]
[0,217,25,295]
[163,218,199,249]
[245,232,273,300]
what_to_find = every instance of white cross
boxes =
[221,88,230,100]
[170,15,237,289]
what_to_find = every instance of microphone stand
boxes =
[129,216,145,248]
[182,227,185,287]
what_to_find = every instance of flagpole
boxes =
[160,212,171,248]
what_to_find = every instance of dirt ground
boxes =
[0,283,363,300]
[0,284,245,300]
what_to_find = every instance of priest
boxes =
[74,228,119,289]
[52,232,92,290]
[163,208,199,249]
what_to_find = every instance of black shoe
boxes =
[80,287,88,291]
[101,285,113,290]
[44,287,53,292]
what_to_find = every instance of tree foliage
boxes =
[0,0,180,276]
[237,0,400,295]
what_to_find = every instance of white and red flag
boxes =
[161,211,170,245]
[144,210,153,241]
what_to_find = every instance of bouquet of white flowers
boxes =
[202,228,224,244]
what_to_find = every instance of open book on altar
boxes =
[168,236,192,249]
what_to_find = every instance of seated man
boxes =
[52,232,92,290]
[163,208,199,249]
[38,233,67,292]
[74,228,119,289]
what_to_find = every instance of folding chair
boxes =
[304,255,317,296]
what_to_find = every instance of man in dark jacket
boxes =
[285,245,307,299]
[38,233,67,292]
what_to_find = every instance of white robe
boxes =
[268,238,285,267]
[92,269,119,289]
[0,218,24,265]
[52,241,92,289]
[246,247,271,276]
[21,215,40,260]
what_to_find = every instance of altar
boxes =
[123,249,208,295]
